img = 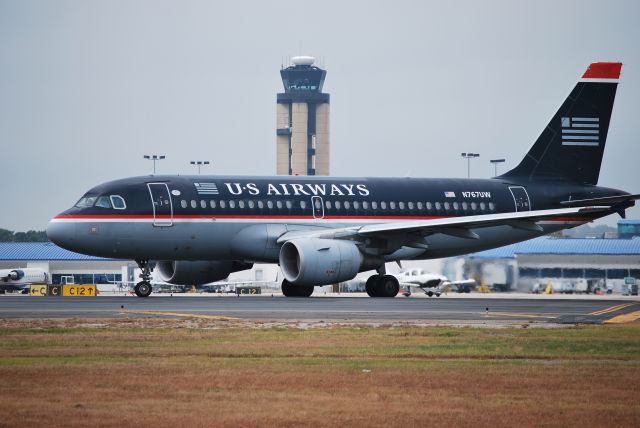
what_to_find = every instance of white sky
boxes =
[1,0,639,231]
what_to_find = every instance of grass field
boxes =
[0,319,638,427]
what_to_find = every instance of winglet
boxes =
[581,62,622,80]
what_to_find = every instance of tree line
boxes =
[0,228,49,242]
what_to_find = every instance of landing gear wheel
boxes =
[134,259,154,298]
[134,281,152,297]
[366,275,380,297]
[377,275,399,298]
[281,279,314,297]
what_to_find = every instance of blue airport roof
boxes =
[0,242,121,261]
[469,236,640,259]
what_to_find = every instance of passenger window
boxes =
[408,202,414,210]
[380,202,387,210]
[286,200,292,209]
[462,202,468,211]
[344,201,350,209]
[453,202,459,210]
[200,200,206,209]
[426,202,432,210]
[480,202,486,211]
[335,201,341,209]
[390,202,396,210]
[417,201,423,210]
[210,200,216,208]
[229,200,236,209]
[444,202,450,210]
[353,201,359,209]
[276,201,283,209]
[181,200,187,209]
[248,200,255,209]
[267,201,273,209]
[372,201,378,210]
[471,202,477,210]
[489,202,495,211]
[435,202,441,210]
[363,201,369,210]
[300,201,307,209]
[258,201,264,209]
[191,200,197,208]
[220,200,226,208]
[239,200,245,209]
[95,196,112,208]
[325,200,331,209]
[399,202,405,210]
[110,195,126,210]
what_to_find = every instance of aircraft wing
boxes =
[277,206,610,245]
[560,194,640,207]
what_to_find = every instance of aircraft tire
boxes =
[134,281,152,298]
[365,275,380,297]
[376,275,399,298]
[281,279,314,297]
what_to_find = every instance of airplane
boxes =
[394,268,475,297]
[46,62,639,298]
[0,268,49,293]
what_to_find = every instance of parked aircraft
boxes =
[47,62,638,298]
[0,268,48,293]
[394,268,475,297]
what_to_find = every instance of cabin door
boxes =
[147,183,174,226]
[509,186,531,212]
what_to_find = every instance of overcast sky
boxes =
[1,0,639,231]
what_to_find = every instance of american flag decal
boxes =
[561,117,599,147]
[194,182,219,195]
[444,191,456,198]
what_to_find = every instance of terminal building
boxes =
[276,56,330,176]
[465,234,640,293]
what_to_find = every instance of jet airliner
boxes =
[47,62,638,298]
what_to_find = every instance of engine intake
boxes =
[156,260,252,285]
[280,239,371,286]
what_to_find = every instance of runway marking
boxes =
[589,303,635,316]
[483,312,557,319]
[604,310,640,324]
[122,310,240,321]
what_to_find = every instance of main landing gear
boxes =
[281,279,314,297]
[134,259,153,298]
[365,274,400,298]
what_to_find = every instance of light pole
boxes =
[461,153,480,178]
[190,161,210,175]
[490,158,506,177]
[143,155,165,174]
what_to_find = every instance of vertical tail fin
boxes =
[500,62,621,184]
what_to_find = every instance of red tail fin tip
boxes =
[582,62,622,79]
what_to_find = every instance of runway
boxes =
[0,295,638,324]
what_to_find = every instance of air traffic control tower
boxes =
[277,56,330,176]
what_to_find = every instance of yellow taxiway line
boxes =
[589,303,635,316]
[604,310,640,324]
[122,310,240,321]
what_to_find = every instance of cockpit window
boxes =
[110,195,126,210]
[75,196,97,208]
[95,196,112,208]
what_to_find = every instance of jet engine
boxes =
[279,238,376,286]
[156,260,253,285]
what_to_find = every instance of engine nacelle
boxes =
[279,239,367,286]
[156,260,253,285]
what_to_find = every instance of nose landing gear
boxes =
[134,259,153,298]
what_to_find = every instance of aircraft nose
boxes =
[46,220,76,249]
